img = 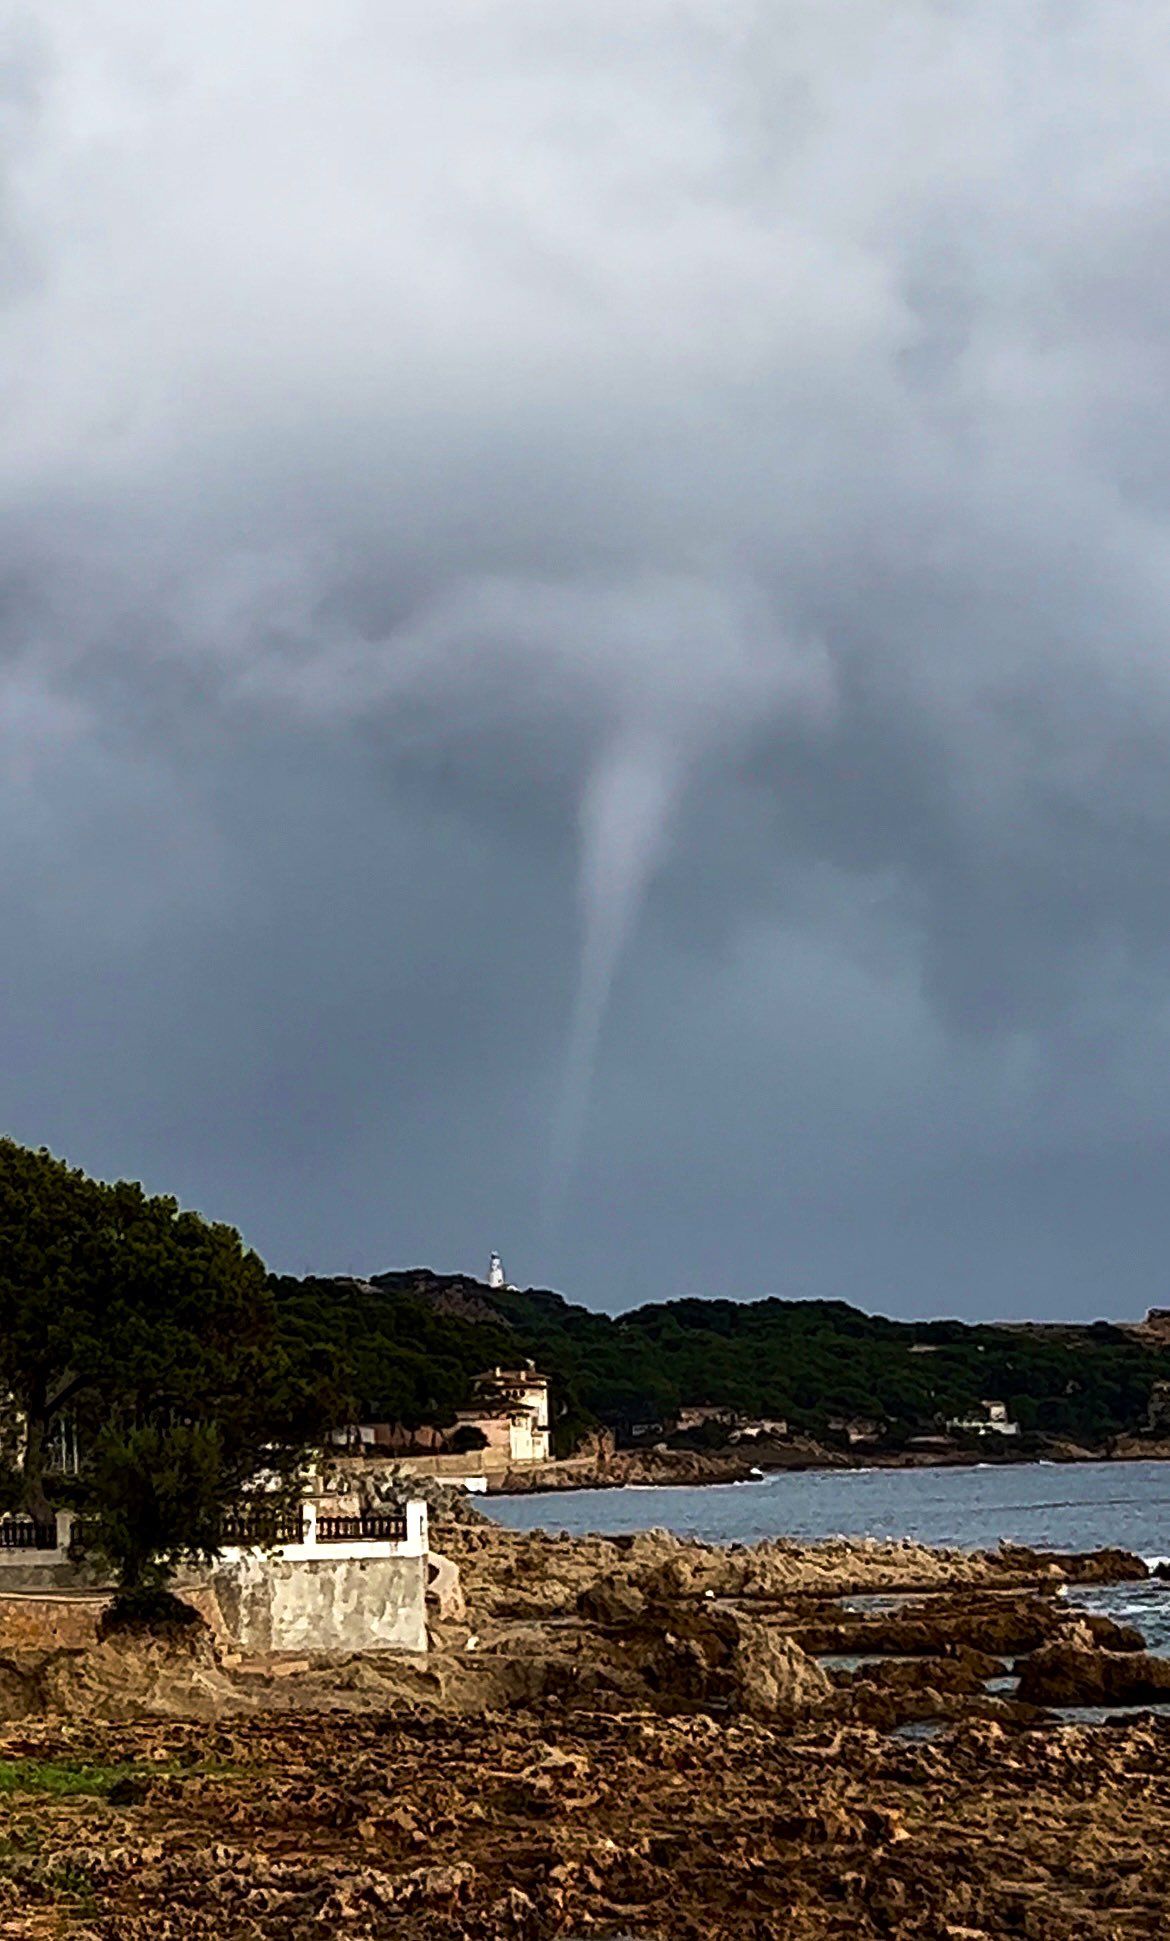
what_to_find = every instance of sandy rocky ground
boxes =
[0,1492,1169,1937]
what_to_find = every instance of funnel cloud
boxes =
[543,732,682,1238]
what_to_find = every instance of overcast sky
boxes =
[6,4,1170,1319]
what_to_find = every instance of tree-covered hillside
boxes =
[5,1131,1168,1469]
[272,1268,1170,1454]
[271,1272,518,1431]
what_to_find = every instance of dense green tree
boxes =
[0,1139,121,1519]
[86,1423,232,1591]
[0,1140,332,1564]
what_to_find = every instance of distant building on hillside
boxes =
[328,1421,447,1455]
[1146,1380,1170,1433]
[675,1405,789,1442]
[826,1415,884,1446]
[452,1363,551,1464]
[328,1363,552,1469]
[676,1404,737,1434]
[946,1399,1020,1438]
[623,1413,669,1444]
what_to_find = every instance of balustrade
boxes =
[0,1518,57,1550]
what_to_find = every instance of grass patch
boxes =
[0,1751,234,1801]
[0,1756,154,1799]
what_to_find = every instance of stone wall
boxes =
[0,1591,106,1651]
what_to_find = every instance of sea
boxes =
[486,1459,1170,1653]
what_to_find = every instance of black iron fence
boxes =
[0,1518,58,1551]
[2,1506,411,1556]
[218,1507,305,1547]
[316,1512,408,1544]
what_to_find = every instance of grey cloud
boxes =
[3,3,1170,1315]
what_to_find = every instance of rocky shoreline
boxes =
[489,1434,1170,1493]
[1,1502,1169,1934]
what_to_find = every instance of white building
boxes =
[454,1364,551,1464]
[946,1399,1020,1438]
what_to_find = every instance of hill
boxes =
[271,1270,1170,1457]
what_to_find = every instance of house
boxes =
[328,1422,446,1455]
[674,1405,789,1441]
[329,1365,552,1470]
[826,1415,884,1446]
[946,1399,1020,1438]
[452,1364,551,1464]
[676,1404,738,1433]
[733,1415,788,1442]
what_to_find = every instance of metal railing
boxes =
[2,1505,413,1556]
[316,1512,408,1544]
[61,1510,305,1556]
[0,1518,58,1551]
[218,1508,305,1547]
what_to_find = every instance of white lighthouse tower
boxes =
[488,1251,506,1290]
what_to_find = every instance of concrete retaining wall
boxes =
[0,1557,428,1656]
[197,1553,428,1654]
[0,1502,430,1656]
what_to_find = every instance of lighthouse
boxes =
[488,1251,506,1290]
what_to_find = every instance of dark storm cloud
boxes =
[4,2,1170,1316]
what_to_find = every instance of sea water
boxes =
[486,1458,1170,1649]
[487,1458,1170,1555]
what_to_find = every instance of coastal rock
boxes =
[793,1595,1064,1659]
[493,1447,757,1493]
[0,1656,42,1721]
[34,1629,247,1721]
[12,1693,1170,1934]
[577,1572,647,1625]
[1016,1642,1170,1707]
[634,1551,741,1600]
[596,1601,831,1719]
[1079,1612,1146,1652]
[596,1536,1019,1607]
[843,1646,1003,1698]
[795,1594,1145,1664]
[729,1619,832,1719]
[488,1582,580,1620]
[989,1544,1148,1584]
